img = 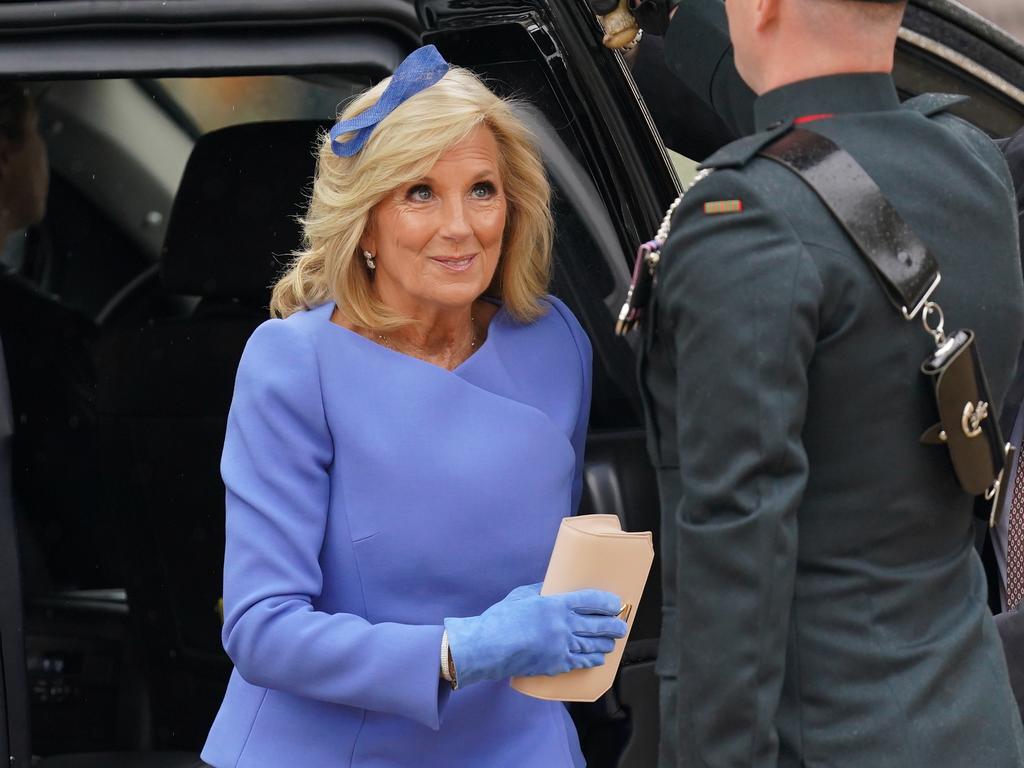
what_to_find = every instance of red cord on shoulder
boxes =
[794,113,835,125]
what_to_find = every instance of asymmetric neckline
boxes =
[323,300,508,374]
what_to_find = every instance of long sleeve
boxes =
[219,319,449,730]
[664,0,756,138]
[658,171,821,766]
[548,296,593,514]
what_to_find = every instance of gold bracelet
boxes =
[440,630,458,690]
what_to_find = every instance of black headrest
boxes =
[161,120,327,305]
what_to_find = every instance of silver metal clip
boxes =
[901,273,942,322]
[921,301,947,347]
[988,443,1015,528]
[615,288,636,337]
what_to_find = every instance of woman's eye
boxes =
[407,185,433,202]
[471,181,496,199]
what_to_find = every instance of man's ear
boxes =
[755,0,781,32]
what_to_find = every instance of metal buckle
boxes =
[987,443,1014,528]
[901,273,942,321]
[921,301,947,347]
[617,602,632,622]
[614,240,662,337]
[615,288,637,337]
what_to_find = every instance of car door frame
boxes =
[0,333,31,767]
[900,0,1024,135]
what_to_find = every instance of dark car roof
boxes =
[0,0,1018,70]
[0,0,420,31]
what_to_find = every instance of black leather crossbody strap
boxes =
[759,128,941,321]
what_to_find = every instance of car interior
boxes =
[1,2,1023,767]
[0,63,667,765]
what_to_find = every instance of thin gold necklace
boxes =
[376,315,477,359]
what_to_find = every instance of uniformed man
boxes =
[636,0,1024,765]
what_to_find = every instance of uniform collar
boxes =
[754,73,900,132]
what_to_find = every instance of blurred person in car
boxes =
[629,0,1024,766]
[200,45,627,768]
[0,82,48,271]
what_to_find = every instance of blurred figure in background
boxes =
[0,83,48,267]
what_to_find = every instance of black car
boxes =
[0,1,1021,766]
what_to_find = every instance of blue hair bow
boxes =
[329,45,450,157]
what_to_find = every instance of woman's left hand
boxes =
[444,583,627,688]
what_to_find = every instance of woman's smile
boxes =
[430,253,478,272]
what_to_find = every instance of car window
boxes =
[155,75,366,134]
[2,72,364,759]
[22,76,368,319]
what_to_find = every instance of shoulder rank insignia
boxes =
[703,199,743,215]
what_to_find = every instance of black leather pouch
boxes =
[920,330,1008,502]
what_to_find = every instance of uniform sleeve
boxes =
[664,0,756,137]
[219,319,449,730]
[658,171,822,766]
[547,296,594,514]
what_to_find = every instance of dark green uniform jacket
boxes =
[641,5,1024,767]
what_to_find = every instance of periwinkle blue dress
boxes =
[201,296,592,768]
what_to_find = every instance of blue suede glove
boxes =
[444,583,628,688]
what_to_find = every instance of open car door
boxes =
[0,336,30,767]
[899,0,1024,137]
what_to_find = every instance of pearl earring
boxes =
[363,250,376,271]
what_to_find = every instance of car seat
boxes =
[0,334,203,767]
[93,120,324,749]
[0,274,116,594]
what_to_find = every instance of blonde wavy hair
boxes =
[269,65,553,328]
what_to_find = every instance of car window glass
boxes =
[1,74,358,757]
[155,75,365,134]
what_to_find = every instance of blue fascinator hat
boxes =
[329,45,450,158]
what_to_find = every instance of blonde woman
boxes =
[200,46,626,768]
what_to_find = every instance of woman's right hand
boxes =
[444,583,628,688]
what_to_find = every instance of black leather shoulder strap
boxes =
[759,129,940,320]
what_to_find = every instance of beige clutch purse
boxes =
[510,514,654,702]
